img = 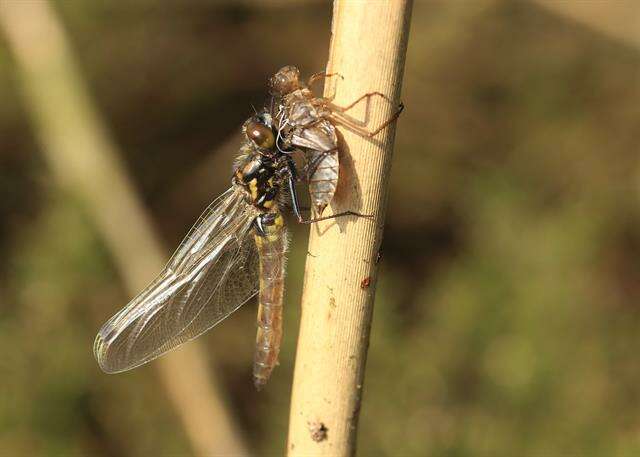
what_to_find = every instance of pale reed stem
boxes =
[287,1,413,456]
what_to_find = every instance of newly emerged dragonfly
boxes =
[94,109,364,388]
[270,65,404,215]
[94,67,402,388]
[94,111,291,387]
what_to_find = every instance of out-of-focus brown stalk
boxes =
[0,2,248,456]
[287,1,413,456]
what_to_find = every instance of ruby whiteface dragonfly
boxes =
[94,67,402,388]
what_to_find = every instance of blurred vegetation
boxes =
[1,1,639,456]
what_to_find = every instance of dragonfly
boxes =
[94,67,402,388]
[93,109,364,388]
[269,65,404,215]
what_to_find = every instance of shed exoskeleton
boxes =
[269,65,403,215]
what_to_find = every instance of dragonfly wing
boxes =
[94,187,260,373]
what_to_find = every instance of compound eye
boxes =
[246,121,275,149]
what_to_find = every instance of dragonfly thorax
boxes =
[234,153,284,211]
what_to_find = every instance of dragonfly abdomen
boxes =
[253,211,287,389]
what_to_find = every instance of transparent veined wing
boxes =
[94,187,259,373]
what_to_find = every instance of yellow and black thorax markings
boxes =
[234,154,281,210]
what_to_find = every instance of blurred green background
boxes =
[1,1,640,455]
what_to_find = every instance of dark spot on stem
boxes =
[309,421,328,442]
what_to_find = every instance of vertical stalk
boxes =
[287,1,413,456]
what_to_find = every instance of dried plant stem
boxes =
[0,2,248,456]
[287,1,413,455]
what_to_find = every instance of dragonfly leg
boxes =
[326,102,404,138]
[285,169,371,224]
[307,71,344,89]
[283,158,304,222]
[326,91,389,113]
[298,210,374,225]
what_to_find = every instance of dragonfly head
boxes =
[244,113,276,152]
[269,65,301,96]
